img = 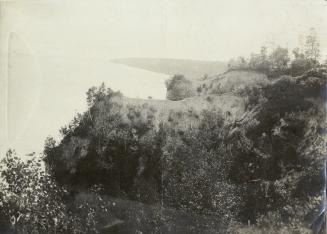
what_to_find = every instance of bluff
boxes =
[44,68,326,232]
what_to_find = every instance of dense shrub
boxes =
[165,74,195,100]
[0,150,109,234]
[45,86,162,203]
[228,72,326,229]
[162,109,242,224]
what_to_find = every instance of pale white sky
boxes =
[2,0,327,61]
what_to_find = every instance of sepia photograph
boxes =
[0,0,326,233]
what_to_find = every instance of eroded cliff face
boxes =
[44,68,326,230]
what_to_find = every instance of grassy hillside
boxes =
[197,70,269,95]
[120,94,245,125]
[111,57,227,80]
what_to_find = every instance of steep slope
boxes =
[196,70,269,95]
[44,68,327,233]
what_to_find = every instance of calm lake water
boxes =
[7,54,168,156]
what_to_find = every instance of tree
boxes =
[292,47,305,60]
[269,46,290,72]
[0,150,109,233]
[248,53,261,70]
[228,56,248,70]
[0,150,69,233]
[245,46,272,73]
[289,29,321,76]
[290,47,313,76]
[165,75,195,101]
[304,28,320,62]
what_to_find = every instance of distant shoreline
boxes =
[111,57,227,80]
